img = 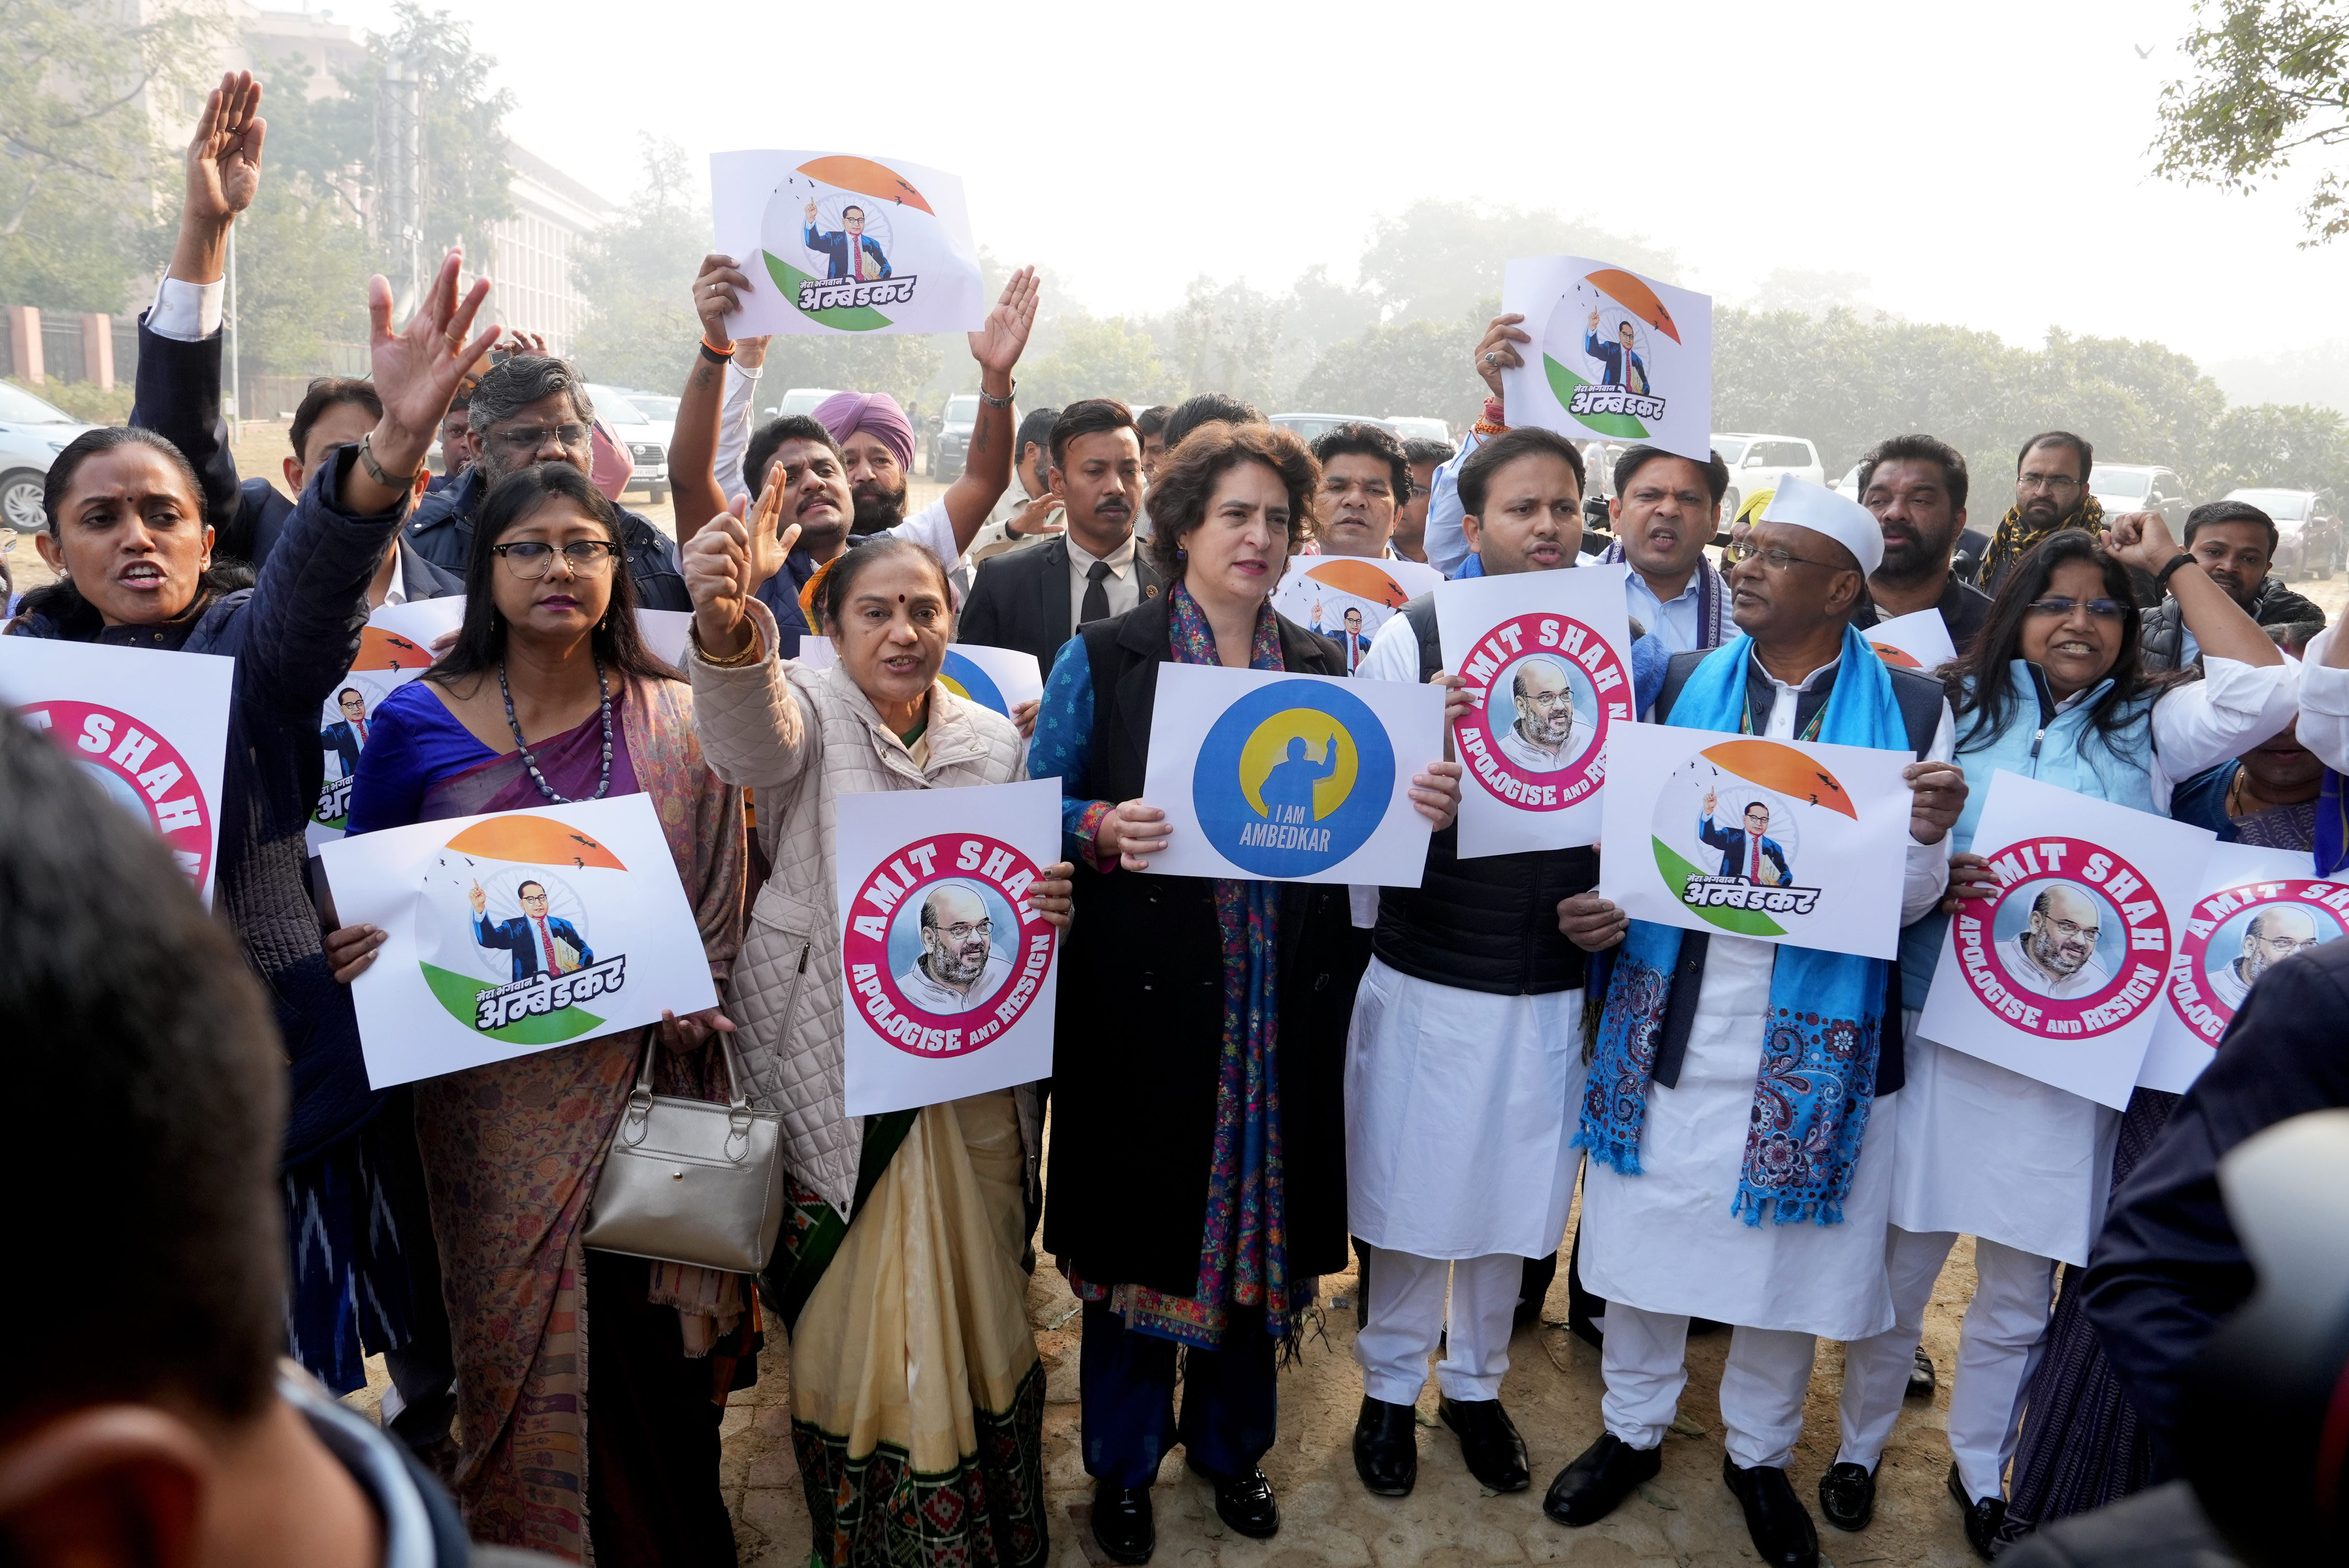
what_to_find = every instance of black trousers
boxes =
[1079,1300,1277,1488]
[584,1249,738,1567]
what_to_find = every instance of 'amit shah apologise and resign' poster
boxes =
[0,637,231,905]
[1598,723,1915,960]
[1436,566,1635,858]
[834,778,1062,1116]
[1918,771,2216,1109]
[1499,255,1713,464]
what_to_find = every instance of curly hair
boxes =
[1145,421,1319,579]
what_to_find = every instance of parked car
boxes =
[0,379,99,535]
[1710,433,1824,521]
[585,383,669,505]
[1578,439,1629,534]
[928,392,980,480]
[1830,462,1863,498]
[1271,412,1397,445]
[771,386,847,421]
[1386,415,1453,445]
[2225,487,2344,579]
[2090,463,2191,530]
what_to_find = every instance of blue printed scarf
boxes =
[1578,623,1901,1225]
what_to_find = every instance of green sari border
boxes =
[770,1107,919,1334]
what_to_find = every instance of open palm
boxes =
[369,248,500,468]
[969,265,1039,376]
[185,71,266,222]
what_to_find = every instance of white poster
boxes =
[941,643,1043,718]
[308,620,443,852]
[637,608,692,670]
[1918,771,2216,1109]
[712,150,984,339]
[1598,722,1914,959]
[1139,662,1444,886]
[1499,255,1714,464]
[1866,608,1958,672]
[368,595,466,649]
[797,634,837,669]
[836,778,1062,1115]
[2142,845,2349,1093]
[1437,566,1635,857]
[0,638,232,905]
[1271,555,1445,675]
[320,793,721,1088]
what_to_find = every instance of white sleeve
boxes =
[146,276,224,342]
[2294,626,2349,775]
[1424,430,1484,577]
[714,362,761,506]
[888,495,959,560]
[2147,654,2303,807]
[1900,700,1956,925]
[1358,608,1426,684]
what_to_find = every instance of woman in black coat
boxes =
[1027,419,1459,1562]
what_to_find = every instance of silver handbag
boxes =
[581,1025,787,1273]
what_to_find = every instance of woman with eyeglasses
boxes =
[1820,515,2296,1551]
[335,461,751,1563]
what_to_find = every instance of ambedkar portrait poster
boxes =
[1140,663,1444,887]
[1499,255,1713,464]
[1270,555,1446,677]
[711,149,985,339]
[1598,722,1914,959]
[321,793,720,1088]
[0,637,232,907]
[1918,771,2216,1109]
[1865,608,1958,673]
[1436,566,1635,858]
[308,620,444,852]
[834,777,1061,1116]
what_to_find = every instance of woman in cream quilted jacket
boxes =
[681,478,1073,1568]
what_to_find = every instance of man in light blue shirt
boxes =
[1602,445,1733,655]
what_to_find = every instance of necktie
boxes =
[356,717,368,745]
[535,917,560,974]
[1750,834,1762,882]
[1081,559,1112,625]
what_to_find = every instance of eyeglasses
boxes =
[2023,596,2126,620]
[2037,917,2099,940]
[489,422,590,454]
[936,921,991,942]
[1727,540,1841,573]
[492,540,622,578]
[2017,472,2084,494]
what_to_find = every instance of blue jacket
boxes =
[1698,812,1792,882]
[8,451,411,1167]
[405,463,690,612]
[804,222,891,280]
[474,913,593,981]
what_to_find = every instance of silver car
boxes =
[0,380,98,534]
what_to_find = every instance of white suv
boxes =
[1712,433,1825,521]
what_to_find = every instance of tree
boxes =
[2154,0,2349,244]
[1144,275,1288,407]
[2204,400,2349,493]
[1355,201,1677,325]
[232,177,371,376]
[1293,317,1482,423]
[569,138,703,391]
[1022,314,1178,409]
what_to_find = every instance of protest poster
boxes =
[835,777,1061,1115]
[1499,256,1713,464]
[1597,722,1914,959]
[0,637,231,905]
[711,150,984,340]
[319,792,720,1088]
[1918,771,2215,1109]
[798,635,837,669]
[1436,566,1634,857]
[1270,555,1445,676]
[1866,608,1958,672]
[308,618,445,852]
[368,595,466,648]
[1139,663,1444,886]
[637,608,692,670]
[2140,844,2349,1093]
[941,644,1043,719]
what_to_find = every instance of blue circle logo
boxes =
[1196,679,1395,876]
[938,648,1009,716]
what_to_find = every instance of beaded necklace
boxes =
[500,657,614,803]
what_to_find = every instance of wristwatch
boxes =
[356,432,419,489]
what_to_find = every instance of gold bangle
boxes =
[689,622,763,668]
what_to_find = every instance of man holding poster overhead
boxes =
[1544,476,1964,1568]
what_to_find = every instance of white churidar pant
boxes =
[1353,1245,1525,1405]
[1599,1301,1823,1471]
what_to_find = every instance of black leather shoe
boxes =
[1542,1432,1661,1525]
[1090,1482,1154,1565]
[1947,1463,2005,1561]
[1352,1396,1418,1496]
[1722,1456,1819,1568]
[1908,1345,1937,1399]
[1817,1461,1877,1532]
[1188,1460,1279,1539]
[1439,1396,1530,1492]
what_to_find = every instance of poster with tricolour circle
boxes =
[1138,663,1445,886]
[319,792,720,1088]
[1498,255,1713,464]
[1918,770,2216,1110]
[2138,842,2349,1094]
[1436,565,1634,857]
[0,637,231,906]
[834,777,1061,1116]
[1596,721,1915,959]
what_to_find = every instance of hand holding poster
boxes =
[837,778,1062,1115]
[1918,771,2215,1109]
[1498,256,1713,463]
[2141,843,2349,1092]
[1139,663,1444,886]
[320,793,721,1088]
[1598,722,1914,958]
[0,638,231,904]
[1866,608,1958,672]
[309,619,446,851]
[940,644,1043,719]
[711,150,984,339]
[1270,555,1445,676]
[1437,566,1634,857]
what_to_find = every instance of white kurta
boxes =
[1344,957,1586,1260]
[1581,653,1953,1342]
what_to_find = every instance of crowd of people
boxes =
[7,71,2349,1568]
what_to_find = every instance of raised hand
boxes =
[1703,785,1718,817]
[360,247,499,494]
[468,880,486,915]
[970,265,1040,379]
[684,478,800,659]
[692,253,756,348]
[1474,313,1530,404]
[184,71,265,226]
[1009,488,1065,538]
[2097,510,2180,574]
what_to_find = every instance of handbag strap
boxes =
[620,1019,759,1162]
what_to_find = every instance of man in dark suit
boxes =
[469,879,592,982]
[1697,790,1793,884]
[959,398,1162,682]
[321,688,369,777]
[803,198,891,280]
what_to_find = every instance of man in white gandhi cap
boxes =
[896,881,1016,1014]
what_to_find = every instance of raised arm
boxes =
[2105,511,2282,669]
[672,253,760,543]
[938,267,1040,552]
[681,484,821,789]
